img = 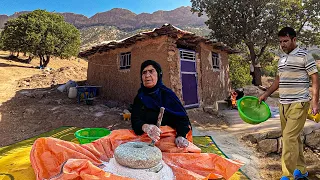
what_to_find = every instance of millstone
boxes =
[114,141,162,169]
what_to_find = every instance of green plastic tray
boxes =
[237,96,271,124]
[74,128,111,144]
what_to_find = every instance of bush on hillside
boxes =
[229,54,252,89]
[262,59,278,77]
[312,53,320,60]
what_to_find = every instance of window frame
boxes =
[120,52,131,69]
[212,52,220,69]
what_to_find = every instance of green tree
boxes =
[262,58,278,77]
[312,53,320,60]
[0,18,26,54]
[281,0,320,46]
[0,33,3,50]
[259,48,277,77]
[1,10,80,67]
[229,54,251,88]
[191,0,320,85]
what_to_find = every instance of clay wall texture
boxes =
[87,36,231,106]
[87,36,170,104]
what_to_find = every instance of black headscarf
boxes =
[138,60,187,116]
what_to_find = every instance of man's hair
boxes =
[278,27,296,39]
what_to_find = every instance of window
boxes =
[212,52,220,69]
[120,52,131,69]
[180,50,196,61]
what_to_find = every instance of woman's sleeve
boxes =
[175,115,191,138]
[131,95,145,135]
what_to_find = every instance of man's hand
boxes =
[258,75,279,104]
[259,93,269,104]
[142,124,161,142]
[310,73,319,115]
[312,100,319,115]
[175,136,189,148]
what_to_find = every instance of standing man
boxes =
[259,27,319,180]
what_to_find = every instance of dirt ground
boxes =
[0,51,319,179]
[0,51,229,147]
[0,51,132,147]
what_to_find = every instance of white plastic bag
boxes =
[57,85,66,92]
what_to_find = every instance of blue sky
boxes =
[1,0,192,17]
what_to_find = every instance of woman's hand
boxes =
[142,124,161,142]
[175,136,189,148]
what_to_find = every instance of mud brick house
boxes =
[79,24,237,108]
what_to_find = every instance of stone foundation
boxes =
[242,129,320,154]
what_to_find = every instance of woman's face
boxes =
[142,65,158,88]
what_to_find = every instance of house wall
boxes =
[87,36,171,104]
[198,42,231,106]
[87,36,231,107]
[166,37,183,102]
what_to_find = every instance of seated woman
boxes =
[131,60,191,148]
[29,60,243,180]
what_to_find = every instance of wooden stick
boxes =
[149,107,165,147]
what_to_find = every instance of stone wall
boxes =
[242,129,320,154]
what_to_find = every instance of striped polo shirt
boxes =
[278,46,318,104]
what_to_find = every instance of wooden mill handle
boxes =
[157,107,165,127]
[149,107,165,147]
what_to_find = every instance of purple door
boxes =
[180,49,199,108]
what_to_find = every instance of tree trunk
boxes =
[16,52,19,57]
[254,67,262,86]
[27,55,33,64]
[246,42,262,86]
[43,55,50,67]
[251,59,262,86]
[39,55,43,67]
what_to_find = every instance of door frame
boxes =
[179,48,200,108]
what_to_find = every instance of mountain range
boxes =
[0,6,207,29]
[0,6,211,49]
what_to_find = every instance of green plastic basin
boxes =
[74,128,111,144]
[237,96,271,124]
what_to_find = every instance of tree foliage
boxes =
[228,54,252,88]
[281,0,320,46]
[312,53,320,60]
[0,10,80,67]
[262,58,278,77]
[191,0,320,85]
[258,47,277,77]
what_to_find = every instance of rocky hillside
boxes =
[79,25,211,50]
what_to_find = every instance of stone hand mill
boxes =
[103,107,174,180]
